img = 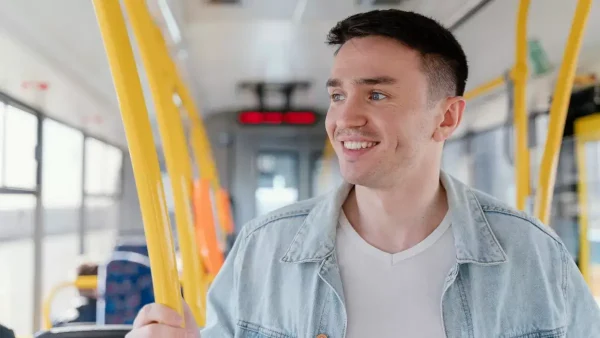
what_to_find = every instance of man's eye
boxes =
[331,93,346,102]
[370,92,387,101]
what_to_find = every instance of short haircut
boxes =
[326,9,469,100]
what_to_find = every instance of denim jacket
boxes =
[201,172,600,337]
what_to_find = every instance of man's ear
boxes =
[432,96,465,142]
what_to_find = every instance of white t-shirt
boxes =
[336,210,455,338]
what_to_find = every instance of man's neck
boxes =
[342,168,448,254]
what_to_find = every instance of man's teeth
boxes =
[343,141,377,150]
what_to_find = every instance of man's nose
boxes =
[336,99,367,130]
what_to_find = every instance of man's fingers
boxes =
[132,303,184,329]
[125,323,191,338]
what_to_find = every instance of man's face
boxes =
[325,36,460,188]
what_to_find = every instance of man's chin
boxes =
[341,170,370,186]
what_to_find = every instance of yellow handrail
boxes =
[534,0,593,224]
[92,0,182,318]
[174,73,220,191]
[513,0,531,211]
[316,139,335,193]
[42,276,98,329]
[463,75,505,101]
[156,32,234,244]
[574,113,600,286]
[122,0,205,325]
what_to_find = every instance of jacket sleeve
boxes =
[200,226,248,337]
[564,245,600,337]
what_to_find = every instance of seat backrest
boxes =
[96,252,154,325]
[35,325,131,338]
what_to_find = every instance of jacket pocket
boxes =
[236,320,296,338]
[506,326,566,338]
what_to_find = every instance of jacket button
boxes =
[317,335,327,338]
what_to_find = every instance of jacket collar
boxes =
[281,171,507,265]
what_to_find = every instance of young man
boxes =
[126,10,600,338]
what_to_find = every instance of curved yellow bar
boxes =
[42,281,74,329]
[512,0,531,211]
[534,0,593,224]
[73,275,98,290]
[463,75,505,101]
[92,0,182,317]
[42,276,99,329]
[122,0,204,325]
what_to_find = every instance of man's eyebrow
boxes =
[326,76,397,88]
[326,78,341,87]
[355,76,397,85]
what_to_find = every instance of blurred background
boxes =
[1,0,600,336]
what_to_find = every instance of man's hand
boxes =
[126,301,200,338]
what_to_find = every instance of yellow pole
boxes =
[317,139,336,191]
[513,0,531,211]
[122,0,204,325]
[42,276,98,329]
[463,76,505,101]
[175,75,220,190]
[92,0,182,316]
[534,0,593,224]
[574,113,600,287]
[151,21,213,320]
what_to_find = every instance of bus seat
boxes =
[96,252,154,325]
[34,325,130,338]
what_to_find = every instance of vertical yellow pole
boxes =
[168,56,232,242]
[174,74,233,243]
[175,77,220,190]
[92,0,182,316]
[513,0,531,211]
[534,0,593,224]
[317,139,335,191]
[152,21,212,321]
[573,114,600,288]
[122,0,204,325]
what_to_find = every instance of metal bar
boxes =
[32,113,44,332]
[84,192,121,199]
[118,150,126,199]
[534,0,593,224]
[448,0,495,31]
[463,75,505,101]
[79,135,87,254]
[122,0,204,324]
[42,276,98,329]
[92,0,182,316]
[1,102,6,186]
[0,90,125,151]
[513,0,531,211]
[0,186,36,194]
